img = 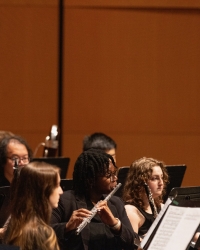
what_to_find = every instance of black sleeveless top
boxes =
[125,203,159,237]
[135,206,155,237]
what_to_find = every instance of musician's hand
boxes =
[0,228,5,239]
[96,200,118,227]
[66,208,92,232]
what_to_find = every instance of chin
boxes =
[51,203,58,209]
[156,192,162,197]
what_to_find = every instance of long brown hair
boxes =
[122,157,168,210]
[4,161,60,250]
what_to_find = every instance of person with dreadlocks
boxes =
[122,157,168,241]
[51,148,139,250]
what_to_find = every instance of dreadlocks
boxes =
[73,148,116,196]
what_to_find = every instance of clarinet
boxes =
[76,183,122,235]
[144,182,158,218]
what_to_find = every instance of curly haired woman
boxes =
[122,157,168,240]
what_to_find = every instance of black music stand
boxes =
[163,164,187,202]
[164,186,200,250]
[0,186,11,228]
[60,179,73,191]
[169,186,200,201]
[32,157,70,179]
[140,186,200,250]
[115,166,129,197]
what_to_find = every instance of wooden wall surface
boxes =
[0,0,58,156]
[1,0,200,187]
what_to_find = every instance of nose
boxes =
[59,186,63,195]
[17,159,24,166]
[158,178,163,185]
[111,174,118,182]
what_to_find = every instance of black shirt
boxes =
[51,190,138,250]
[0,175,10,187]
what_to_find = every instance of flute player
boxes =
[51,148,139,250]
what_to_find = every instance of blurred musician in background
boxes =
[2,161,63,250]
[0,135,32,186]
[83,132,117,162]
[122,157,168,241]
[51,149,139,250]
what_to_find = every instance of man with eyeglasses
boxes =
[0,135,32,187]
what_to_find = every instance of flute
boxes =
[76,183,122,235]
[144,182,158,218]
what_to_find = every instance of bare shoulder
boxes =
[125,204,139,212]
[125,204,144,219]
[125,204,145,232]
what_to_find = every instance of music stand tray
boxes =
[32,157,70,179]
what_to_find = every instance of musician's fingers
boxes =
[97,203,110,213]
[78,217,83,222]
[77,208,92,214]
[71,210,89,220]
[76,211,92,219]
[66,214,84,231]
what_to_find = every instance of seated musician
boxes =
[122,157,168,241]
[2,161,63,250]
[83,132,117,162]
[0,135,32,187]
[51,148,139,250]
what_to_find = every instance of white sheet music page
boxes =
[140,197,172,249]
[147,205,200,250]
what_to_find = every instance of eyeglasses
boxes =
[105,170,117,181]
[7,156,30,165]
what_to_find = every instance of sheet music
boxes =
[140,197,173,249]
[147,205,200,250]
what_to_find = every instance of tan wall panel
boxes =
[65,0,200,9]
[63,6,200,186]
[0,1,58,152]
[1,1,200,187]
[64,132,200,187]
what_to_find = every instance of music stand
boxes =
[164,186,200,250]
[32,157,70,179]
[169,186,200,203]
[141,186,200,250]
[0,186,11,228]
[115,166,129,197]
[163,164,187,202]
[60,179,73,191]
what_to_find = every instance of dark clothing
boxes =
[51,190,138,250]
[0,174,10,187]
[0,173,11,228]
[125,203,161,238]
[135,206,154,237]
[0,186,11,228]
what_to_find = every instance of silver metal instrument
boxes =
[144,182,158,218]
[76,183,122,235]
